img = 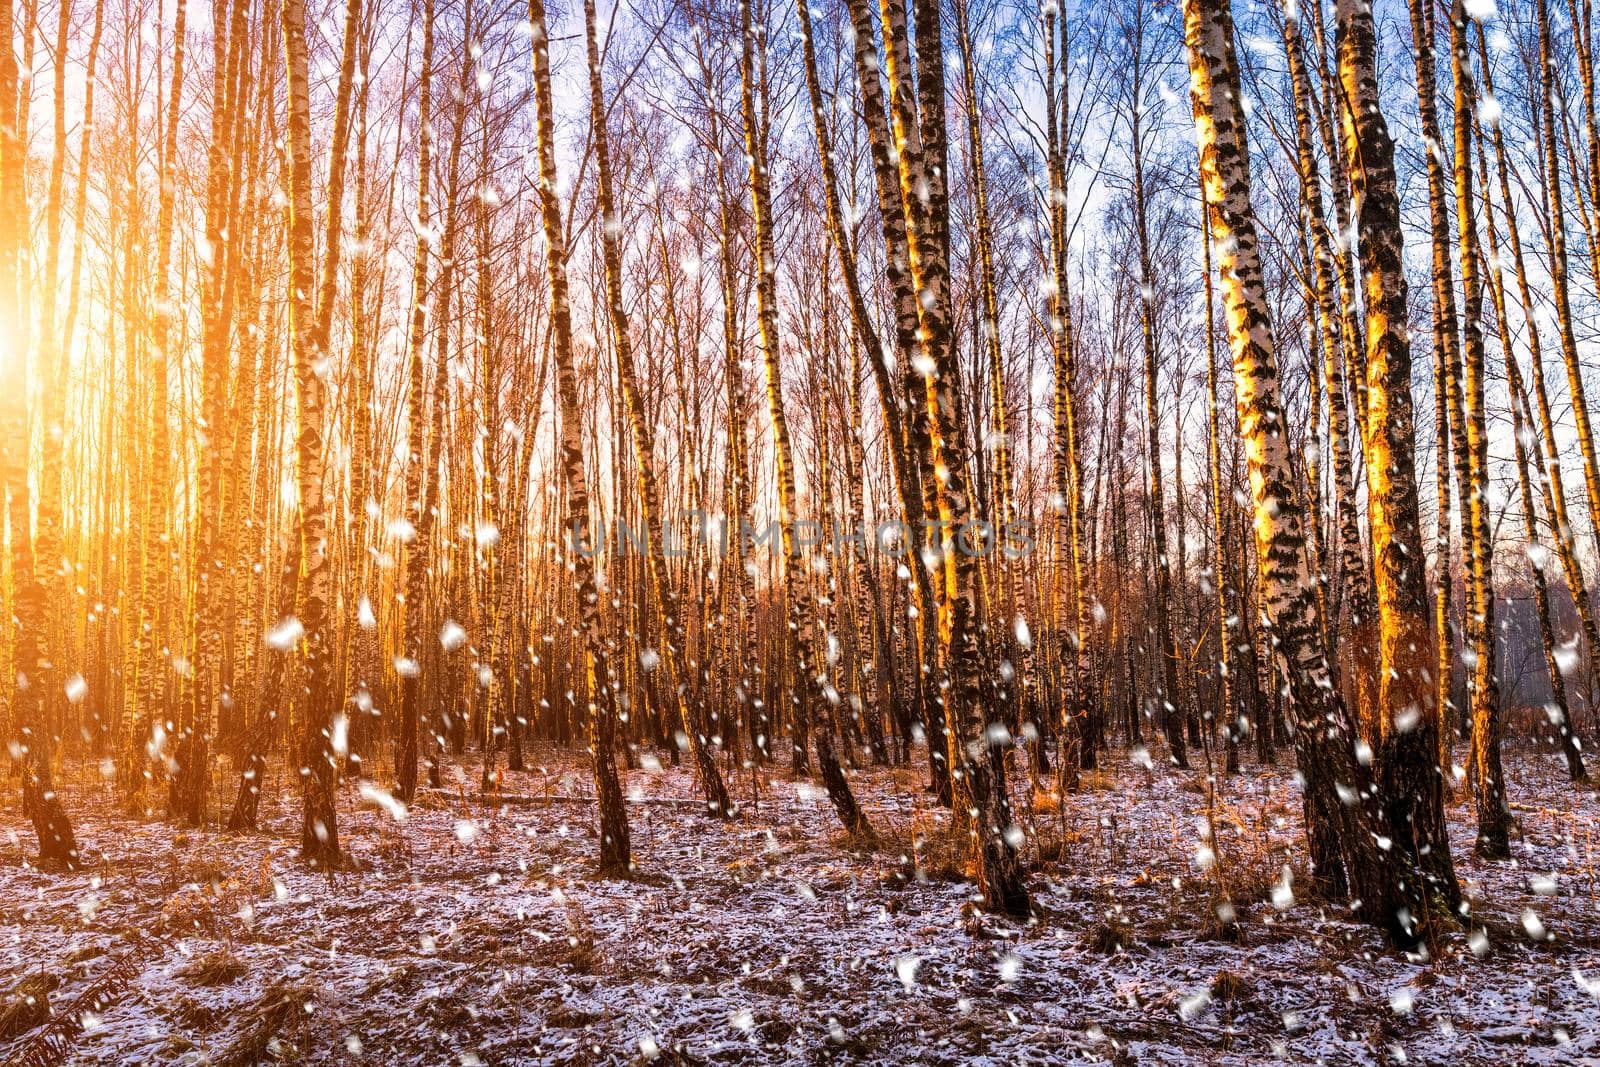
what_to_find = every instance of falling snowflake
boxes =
[267,617,305,650]
[440,620,467,651]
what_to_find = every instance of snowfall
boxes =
[1,746,1596,1065]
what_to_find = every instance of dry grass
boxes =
[1199,789,1314,914]
[169,848,232,887]
[171,993,225,1031]
[370,822,413,869]
[0,973,57,1042]
[1083,916,1136,954]
[557,898,601,974]
[1210,968,1251,1002]
[1033,825,1085,866]
[7,940,153,1067]
[215,980,321,1067]
[909,808,973,883]
[178,948,248,986]
[870,810,973,885]
[1200,897,1245,942]
[159,852,275,935]
[1076,769,1121,792]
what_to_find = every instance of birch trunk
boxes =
[281,0,340,865]
[1446,0,1509,857]
[1281,1,1376,741]
[1128,24,1185,769]
[883,0,1027,913]
[130,0,187,803]
[1333,0,1461,916]
[395,0,434,803]
[1481,22,1600,767]
[740,0,867,833]
[1405,0,1472,759]
[840,0,948,803]
[1044,6,1095,777]
[0,0,76,864]
[1474,67,1588,783]
[1185,0,1421,944]
[528,0,631,873]
[589,0,732,818]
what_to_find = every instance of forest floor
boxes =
[0,744,1597,1066]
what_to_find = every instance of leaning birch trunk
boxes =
[115,128,147,809]
[795,0,921,598]
[312,0,361,780]
[1537,0,1600,710]
[795,0,917,766]
[739,0,867,835]
[1331,0,1462,915]
[1184,0,1420,945]
[881,0,1027,914]
[953,0,1026,732]
[1535,0,1600,573]
[879,0,955,770]
[1198,193,1238,775]
[1281,1,1377,743]
[30,0,72,803]
[1473,84,1588,783]
[1044,5,1095,779]
[587,0,731,819]
[346,23,378,778]
[715,189,758,760]
[877,0,953,778]
[527,0,630,874]
[1286,0,1369,454]
[281,0,340,866]
[58,0,103,359]
[213,0,254,773]
[0,396,77,868]
[1481,21,1600,765]
[415,6,474,783]
[839,0,948,804]
[475,112,500,792]
[225,24,283,829]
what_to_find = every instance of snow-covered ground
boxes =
[1,746,1596,1064]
